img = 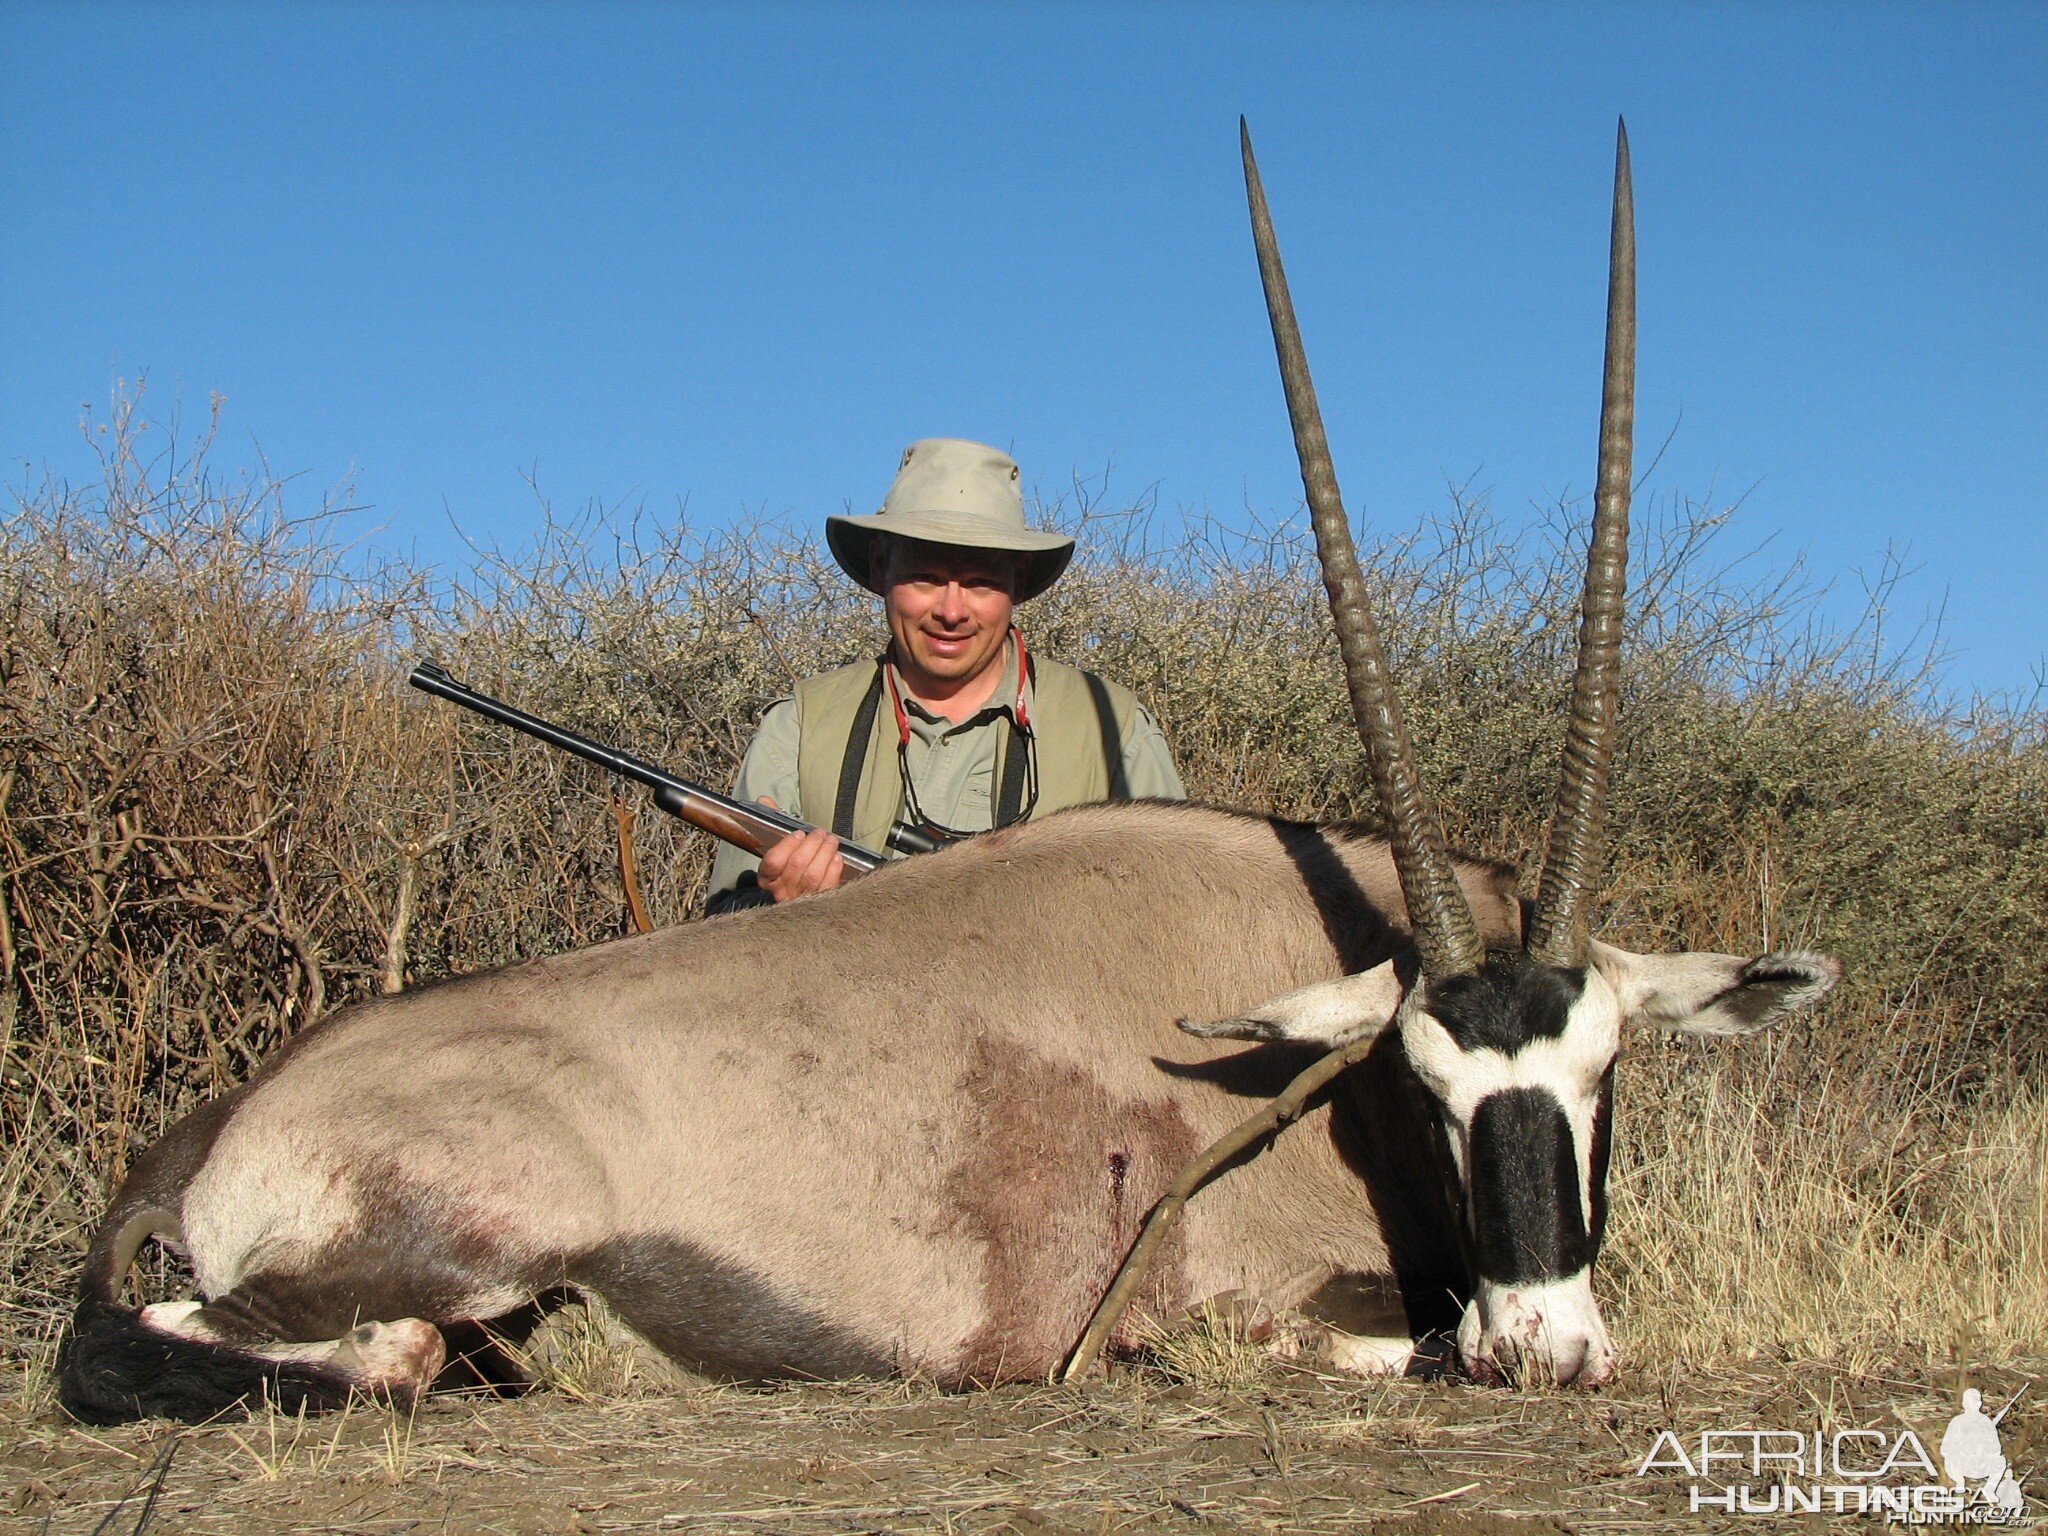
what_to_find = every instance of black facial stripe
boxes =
[1468,1086,1592,1284]
[1428,951,1585,1054]
[1587,1064,1615,1256]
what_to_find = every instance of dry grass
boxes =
[1133,1301,1277,1394]
[2,396,2044,1398]
[497,1296,698,1404]
[1604,1035,2048,1370]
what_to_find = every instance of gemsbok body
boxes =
[58,122,1839,1425]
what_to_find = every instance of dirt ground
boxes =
[6,1355,2042,1536]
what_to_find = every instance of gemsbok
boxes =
[57,121,1839,1424]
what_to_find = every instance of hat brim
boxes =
[826,509,1075,602]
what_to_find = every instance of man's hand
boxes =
[754,797,846,901]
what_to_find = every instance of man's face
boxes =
[877,538,1019,696]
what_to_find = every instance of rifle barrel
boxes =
[407,661,889,872]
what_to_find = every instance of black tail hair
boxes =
[57,1295,357,1426]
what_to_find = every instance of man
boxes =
[706,438,1184,914]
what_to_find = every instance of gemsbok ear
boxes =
[1180,958,1408,1048]
[1590,942,1842,1038]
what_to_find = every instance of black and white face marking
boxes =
[1397,951,1621,1387]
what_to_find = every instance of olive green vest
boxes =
[791,654,1143,855]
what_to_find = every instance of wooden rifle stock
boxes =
[407,661,946,870]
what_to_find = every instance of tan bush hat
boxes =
[826,438,1075,602]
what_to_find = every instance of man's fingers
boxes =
[757,828,799,881]
[759,827,843,901]
[758,827,813,889]
[784,830,844,895]
[798,832,844,894]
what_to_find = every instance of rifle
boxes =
[407,661,948,871]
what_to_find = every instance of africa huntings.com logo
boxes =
[1633,1385,2033,1524]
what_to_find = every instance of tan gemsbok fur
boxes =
[58,122,1838,1424]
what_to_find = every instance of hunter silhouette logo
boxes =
[1941,1389,2028,1518]
[1634,1384,2034,1524]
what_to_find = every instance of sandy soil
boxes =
[7,1357,2042,1536]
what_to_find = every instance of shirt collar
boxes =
[889,635,1028,730]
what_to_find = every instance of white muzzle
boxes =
[1457,1270,1616,1388]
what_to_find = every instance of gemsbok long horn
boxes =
[1525,119,1635,970]
[1241,118,1484,979]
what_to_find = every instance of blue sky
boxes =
[5,2,2043,700]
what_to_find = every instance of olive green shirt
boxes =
[706,645,1183,910]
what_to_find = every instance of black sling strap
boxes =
[832,662,886,840]
[992,658,1038,829]
[992,719,1032,828]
